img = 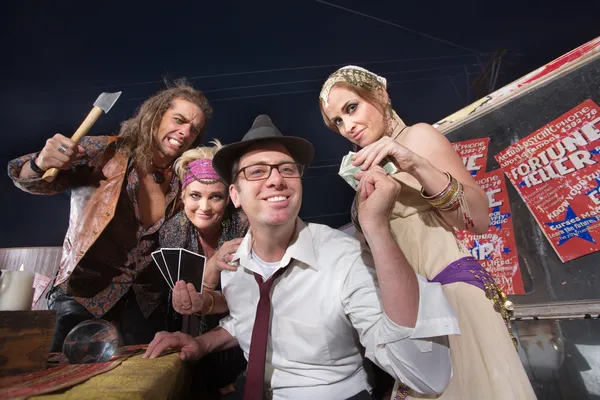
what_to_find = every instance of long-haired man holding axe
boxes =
[7,80,212,351]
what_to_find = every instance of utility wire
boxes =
[316,0,483,54]
[123,74,458,103]
[208,75,455,103]
[78,54,480,91]
[201,64,476,94]
[121,63,475,103]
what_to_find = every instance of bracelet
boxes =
[420,171,475,229]
[202,281,218,291]
[195,291,215,316]
[421,172,459,208]
[29,152,46,174]
[438,180,475,229]
[438,181,463,211]
[420,172,452,200]
[428,178,459,208]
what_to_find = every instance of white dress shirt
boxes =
[220,218,459,399]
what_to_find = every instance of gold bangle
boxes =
[195,291,215,316]
[429,179,459,208]
[438,182,463,211]
[427,176,458,208]
[205,291,215,314]
[202,281,217,291]
[423,175,459,208]
[420,172,452,200]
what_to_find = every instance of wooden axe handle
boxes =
[42,106,104,182]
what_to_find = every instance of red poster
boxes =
[452,137,490,178]
[456,170,525,294]
[495,99,600,262]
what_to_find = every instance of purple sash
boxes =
[429,256,492,291]
[394,257,498,399]
[393,257,512,399]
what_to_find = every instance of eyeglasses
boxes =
[234,162,305,181]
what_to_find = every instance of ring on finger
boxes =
[181,304,192,310]
[57,145,68,154]
[221,254,227,262]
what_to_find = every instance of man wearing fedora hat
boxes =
[144,115,459,399]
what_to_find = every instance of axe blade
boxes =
[93,91,122,114]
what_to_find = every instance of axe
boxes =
[42,91,122,182]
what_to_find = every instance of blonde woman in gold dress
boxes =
[319,66,535,400]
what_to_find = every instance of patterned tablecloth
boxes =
[0,346,187,400]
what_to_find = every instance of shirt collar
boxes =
[231,217,319,276]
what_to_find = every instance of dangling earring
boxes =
[384,100,402,139]
[382,97,396,138]
[384,110,395,138]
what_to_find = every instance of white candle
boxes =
[0,269,35,311]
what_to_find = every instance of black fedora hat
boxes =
[212,115,315,183]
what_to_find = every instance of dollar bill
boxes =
[338,155,362,190]
[338,151,399,191]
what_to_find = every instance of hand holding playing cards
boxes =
[356,167,401,231]
[152,248,206,291]
[353,136,419,173]
[143,331,205,361]
[172,281,203,315]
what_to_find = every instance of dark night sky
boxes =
[2,0,599,247]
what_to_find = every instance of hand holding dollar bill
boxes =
[338,151,398,190]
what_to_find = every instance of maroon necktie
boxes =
[243,267,287,400]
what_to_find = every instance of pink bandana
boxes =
[182,159,222,189]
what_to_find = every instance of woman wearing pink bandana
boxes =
[159,140,248,396]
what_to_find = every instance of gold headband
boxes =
[319,65,387,108]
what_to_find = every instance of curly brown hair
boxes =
[118,79,213,171]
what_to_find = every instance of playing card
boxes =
[160,248,181,285]
[152,250,174,289]
[338,151,399,190]
[179,249,207,292]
